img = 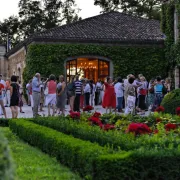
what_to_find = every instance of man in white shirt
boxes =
[95,79,102,105]
[114,77,124,112]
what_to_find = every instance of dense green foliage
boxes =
[9,118,180,179]
[2,127,81,180]
[94,0,162,20]
[0,128,14,180]
[30,116,180,151]
[161,89,180,114]
[9,119,109,178]
[161,2,175,69]
[0,0,80,45]
[24,44,166,83]
[95,150,180,180]
[0,118,9,127]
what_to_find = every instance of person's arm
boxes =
[58,82,66,96]
[10,85,13,97]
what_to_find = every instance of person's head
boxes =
[127,74,132,79]
[75,75,79,81]
[98,79,101,82]
[117,77,123,83]
[0,74,2,80]
[70,76,74,83]
[6,78,10,82]
[11,75,17,82]
[140,76,145,82]
[150,78,155,84]
[138,74,143,79]
[107,76,113,83]
[59,75,64,82]
[90,79,93,84]
[165,78,171,84]
[156,76,161,82]
[128,77,135,84]
[35,73,40,79]
[49,74,56,81]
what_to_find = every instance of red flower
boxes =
[176,107,180,116]
[165,123,177,131]
[93,112,101,118]
[102,124,115,131]
[155,106,165,113]
[88,116,102,126]
[70,112,80,119]
[154,129,159,134]
[127,123,151,135]
[156,118,162,123]
[83,105,94,112]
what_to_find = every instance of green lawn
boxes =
[2,128,81,180]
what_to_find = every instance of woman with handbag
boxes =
[137,76,147,115]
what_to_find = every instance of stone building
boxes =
[1,11,166,82]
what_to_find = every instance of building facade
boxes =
[2,12,166,82]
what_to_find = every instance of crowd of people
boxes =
[0,72,171,118]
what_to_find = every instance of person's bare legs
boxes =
[10,107,15,118]
[48,104,51,116]
[109,107,112,114]
[52,104,55,116]
[70,96,75,111]
[14,106,18,118]
[0,100,7,118]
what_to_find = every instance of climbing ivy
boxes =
[23,44,167,84]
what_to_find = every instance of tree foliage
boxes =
[0,0,81,46]
[94,0,162,20]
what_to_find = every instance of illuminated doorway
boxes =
[66,57,110,82]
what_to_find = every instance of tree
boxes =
[0,16,20,46]
[0,0,81,46]
[94,0,162,20]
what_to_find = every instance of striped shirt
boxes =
[74,80,82,94]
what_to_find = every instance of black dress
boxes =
[10,83,19,107]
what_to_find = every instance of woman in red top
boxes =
[45,74,57,116]
[102,77,116,113]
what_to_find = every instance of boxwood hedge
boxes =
[161,89,180,114]
[9,119,109,178]
[0,128,14,180]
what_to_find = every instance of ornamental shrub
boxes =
[30,117,180,151]
[161,89,180,114]
[0,129,14,180]
[9,119,109,178]
[94,150,180,180]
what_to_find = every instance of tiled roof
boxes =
[33,11,164,43]
[6,11,164,57]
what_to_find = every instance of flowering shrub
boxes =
[127,123,151,135]
[83,105,94,112]
[156,118,162,123]
[165,123,177,131]
[155,106,165,113]
[176,107,180,116]
[70,112,80,119]
[93,112,101,118]
[88,116,102,126]
[102,124,115,131]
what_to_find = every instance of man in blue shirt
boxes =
[32,73,41,117]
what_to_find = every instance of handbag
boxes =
[139,89,147,96]
[44,87,48,95]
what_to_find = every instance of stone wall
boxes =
[8,47,26,81]
[0,45,8,79]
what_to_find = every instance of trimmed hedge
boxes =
[0,118,9,127]
[0,129,14,180]
[94,150,180,180]
[161,89,180,114]
[9,119,109,178]
[30,117,180,151]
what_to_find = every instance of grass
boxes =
[2,127,81,180]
